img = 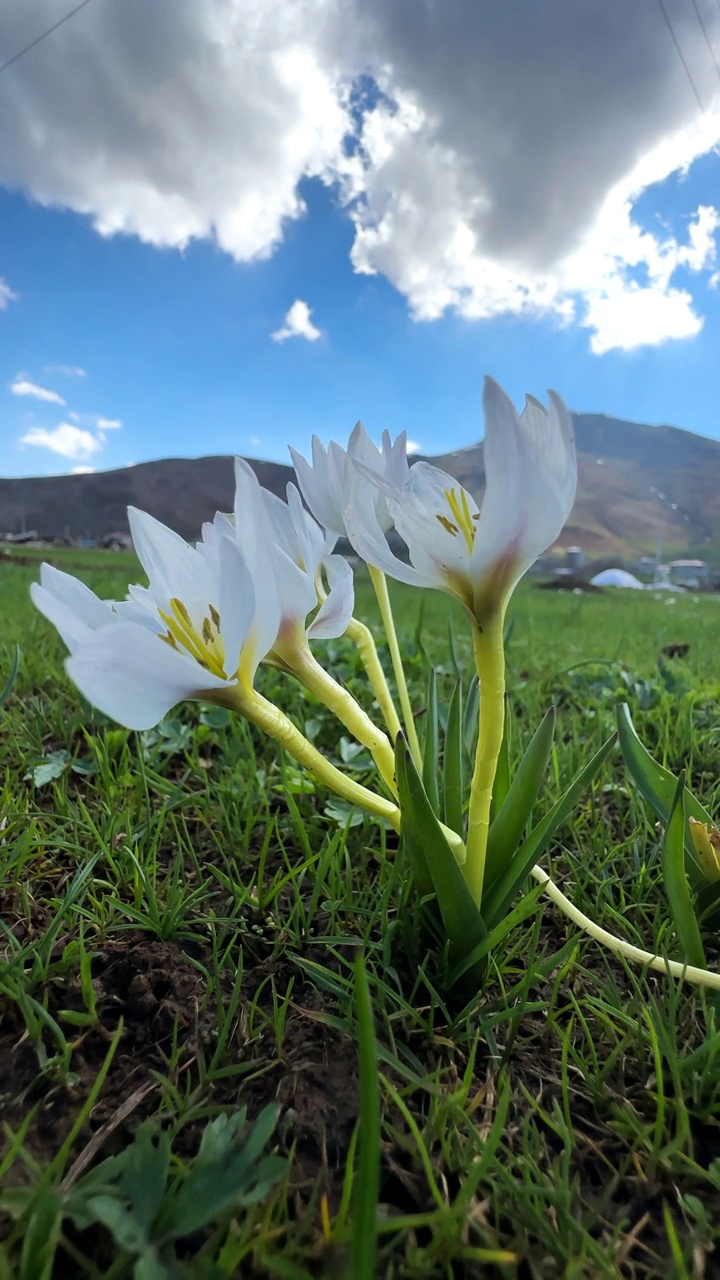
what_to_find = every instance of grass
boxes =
[1,548,720,1277]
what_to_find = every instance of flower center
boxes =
[158,597,227,678]
[436,487,479,554]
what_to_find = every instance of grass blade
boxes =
[422,668,440,815]
[352,953,381,1280]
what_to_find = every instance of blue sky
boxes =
[2,1,720,477]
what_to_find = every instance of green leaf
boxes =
[447,618,462,678]
[396,739,487,976]
[422,668,440,815]
[483,731,617,929]
[28,750,71,787]
[462,675,479,763]
[88,1195,149,1255]
[20,1189,61,1280]
[484,707,556,893]
[488,695,511,822]
[662,771,707,968]
[352,953,380,1280]
[121,1126,171,1232]
[617,703,712,884]
[442,679,464,836]
[0,645,20,710]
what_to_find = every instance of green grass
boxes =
[1,551,720,1277]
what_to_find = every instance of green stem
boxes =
[531,865,720,992]
[230,687,401,830]
[286,643,397,794]
[368,566,422,769]
[465,611,506,906]
[345,617,403,744]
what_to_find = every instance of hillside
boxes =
[2,412,719,559]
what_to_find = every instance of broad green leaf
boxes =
[88,1196,148,1254]
[617,703,712,884]
[28,750,71,787]
[483,732,617,928]
[448,881,546,986]
[488,695,511,822]
[484,707,556,894]
[396,741,487,973]
[442,679,464,836]
[395,735,436,897]
[422,668,440,815]
[121,1125,171,1232]
[662,772,706,968]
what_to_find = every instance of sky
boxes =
[2,0,720,478]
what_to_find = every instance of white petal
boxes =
[128,507,209,611]
[232,458,282,658]
[289,439,346,538]
[471,378,576,603]
[216,533,256,679]
[31,564,115,653]
[309,555,355,639]
[387,463,477,583]
[65,622,231,730]
[343,477,429,589]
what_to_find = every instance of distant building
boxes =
[668,559,708,588]
[565,546,586,571]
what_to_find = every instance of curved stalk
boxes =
[465,612,506,906]
[287,643,397,794]
[230,686,400,830]
[368,566,422,769]
[532,865,720,992]
[345,617,403,743]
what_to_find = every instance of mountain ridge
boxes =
[2,411,719,560]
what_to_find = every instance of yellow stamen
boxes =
[444,487,476,554]
[157,597,227,679]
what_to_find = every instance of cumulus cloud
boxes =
[10,377,65,405]
[0,278,17,309]
[19,423,102,460]
[72,465,96,474]
[1,1,720,352]
[95,415,122,429]
[271,299,322,342]
[406,439,421,454]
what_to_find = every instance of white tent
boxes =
[590,568,645,589]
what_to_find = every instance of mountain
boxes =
[2,412,719,560]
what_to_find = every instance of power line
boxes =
[0,0,97,77]
[688,0,720,88]
[657,0,708,114]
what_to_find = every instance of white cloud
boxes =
[46,364,86,377]
[72,465,96,474]
[19,423,102,460]
[1,2,720,353]
[10,377,65,405]
[406,439,421,454]
[272,299,322,342]
[0,278,17,309]
[96,415,122,429]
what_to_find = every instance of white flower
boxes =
[344,377,576,625]
[30,458,357,731]
[289,421,409,545]
[31,509,264,730]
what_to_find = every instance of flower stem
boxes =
[531,865,720,992]
[230,687,401,830]
[465,612,506,906]
[368,566,422,769]
[345,617,403,744]
[286,643,397,794]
